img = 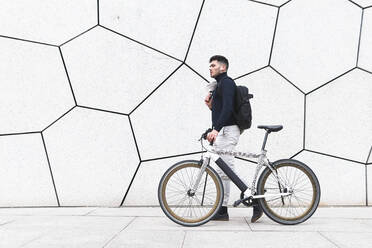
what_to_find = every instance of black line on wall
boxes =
[183,0,205,62]
[348,0,363,9]
[42,106,76,132]
[128,116,142,162]
[59,25,98,47]
[268,8,280,65]
[356,9,364,67]
[129,63,184,115]
[306,68,355,95]
[358,67,372,75]
[0,131,40,137]
[365,5,372,9]
[290,149,304,159]
[303,95,306,149]
[365,165,368,206]
[100,25,183,63]
[269,66,305,94]
[1,2,367,209]
[0,34,57,47]
[247,0,279,8]
[120,161,141,206]
[40,133,60,206]
[280,0,293,8]
[366,145,372,164]
[233,65,268,81]
[184,63,210,83]
[77,105,128,116]
[97,0,100,25]
[59,47,78,105]
[141,151,204,163]
[305,149,366,165]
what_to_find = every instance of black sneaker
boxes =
[211,206,229,221]
[251,200,263,223]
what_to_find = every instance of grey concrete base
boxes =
[0,207,371,247]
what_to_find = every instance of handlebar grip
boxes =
[202,128,213,140]
[201,128,214,146]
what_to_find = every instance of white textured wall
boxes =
[0,0,371,207]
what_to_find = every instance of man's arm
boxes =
[205,91,217,142]
[207,79,235,143]
[204,92,213,110]
[213,78,235,132]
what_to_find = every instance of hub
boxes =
[187,189,195,197]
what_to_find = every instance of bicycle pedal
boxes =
[233,199,243,207]
[242,196,254,207]
[233,200,242,208]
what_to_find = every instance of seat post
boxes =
[261,131,270,151]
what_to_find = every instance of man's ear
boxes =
[220,64,227,72]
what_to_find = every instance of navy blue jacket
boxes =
[211,72,237,132]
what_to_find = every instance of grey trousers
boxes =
[213,125,240,206]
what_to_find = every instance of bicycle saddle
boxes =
[257,125,283,132]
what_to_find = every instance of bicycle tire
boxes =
[257,159,321,225]
[158,160,224,227]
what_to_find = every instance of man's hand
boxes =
[204,92,212,110]
[207,129,219,143]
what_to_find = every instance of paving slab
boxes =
[248,216,372,232]
[88,206,372,219]
[0,207,370,247]
[88,207,164,217]
[0,215,134,248]
[0,228,46,248]
[182,231,336,248]
[0,215,18,225]
[125,216,251,231]
[320,231,372,248]
[0,207,97,216]
[105,230,185,248]
[312,207,372,219]
[88,206,254,218]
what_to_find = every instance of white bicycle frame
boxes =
[190,139,292,201]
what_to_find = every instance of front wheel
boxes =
[158,160,224,227]
[257,159,321,225]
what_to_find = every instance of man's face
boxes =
[209,60,225,78]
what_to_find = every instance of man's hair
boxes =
[209,55,229,70]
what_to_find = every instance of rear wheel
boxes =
[257,159,320,225]
[158,160,223,226]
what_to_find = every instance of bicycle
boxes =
[158,125,321,227]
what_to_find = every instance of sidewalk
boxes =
[0,206,371,248]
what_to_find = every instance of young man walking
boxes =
[204,55,263,223]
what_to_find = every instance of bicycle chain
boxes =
[211,149,260,159]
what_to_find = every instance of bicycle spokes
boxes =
[262,163,317,221]
[159,162,223,225]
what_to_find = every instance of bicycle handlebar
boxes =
[200,128,214,146]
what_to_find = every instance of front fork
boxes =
[189,157,210,194]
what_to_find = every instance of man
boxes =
[204,55,263,223]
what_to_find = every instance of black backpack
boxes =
[234,85,253,130]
